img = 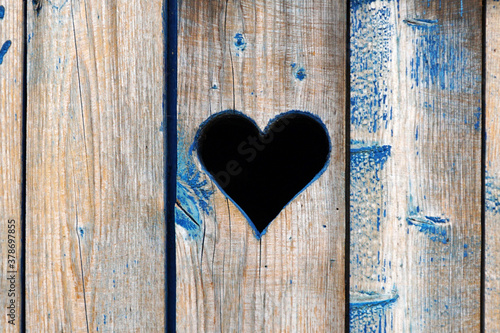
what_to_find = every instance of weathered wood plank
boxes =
[486,0,500,330]
[26,0,165,331]
[176,0,346,331]
[350,0,482,331]
[0,0,23,331]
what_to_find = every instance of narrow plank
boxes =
[485,0,500,330]
[176,0,346,331]
[350,0,482,331]
[0,0,23,331]
[26,0,165,331]
[349,2,401,330]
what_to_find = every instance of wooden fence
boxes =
[0,0,498,331]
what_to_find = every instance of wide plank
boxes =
[0,0,24,331]
[26,0,165,331]
[176,0,347,331]
[350,0,482,331]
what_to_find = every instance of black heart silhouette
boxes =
[195,111,330,237]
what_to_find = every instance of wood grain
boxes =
[26,0,165,331]
[486,0,500,330]
[176,0,346,331]
[350,0,482,331]
[0,0,23,331]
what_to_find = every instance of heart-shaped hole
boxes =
[195,110,331,237]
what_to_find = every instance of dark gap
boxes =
[195,112,330,235]
[164,0,177,331]
[345,0,351,331]
[480,0,487,331]
[20,0,28,331]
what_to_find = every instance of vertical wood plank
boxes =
[26,0,165,331]
[486,0,500,330]
[176,0,346,331]
[350,0,482,331]
[0,0,23,331]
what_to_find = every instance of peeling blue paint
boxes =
[350,141,391,233]
[351,142,392,182]
[234,33,246,52]
[407,215,449,244]
[47,0,68,11]
[0,40,12,65]
[294,67,306,81]
[350,141,391,290]
[351,0,394,133]
[350,290,398,332]
[474,111,481,131]
[409,22,480,93]
[350,141,393,331]
[176,134,213,238]
[486,172,500,214]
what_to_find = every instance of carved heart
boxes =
[195,111,330,237]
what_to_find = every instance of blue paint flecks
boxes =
[406,215,449,244]
[176,134,214,238]
[351,0,379,11]
[233,33,246,52]
[0,40,12,65]
[350,290,398,332]
[351,0,394,133]
[32,0,42,15]
[474,111,481,131]
[409,23,480,93]
[351,142,392,182]
[486,172,500,214]
[350,141,391,289]
[290,62,297,68]
[350,141,393,331]
[294,67,306,81]
[350,141,391,232]
[79,227,84,237]
[0,6,5,19]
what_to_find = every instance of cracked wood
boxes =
[349,0,482,331]
[26,0,165,331]
[176,0,347,331]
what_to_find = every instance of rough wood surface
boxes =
[350,0,482,331]
[0,0,23,331]
[176,0,346,331]
[25,0,165,331]
[486,0,500,330]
